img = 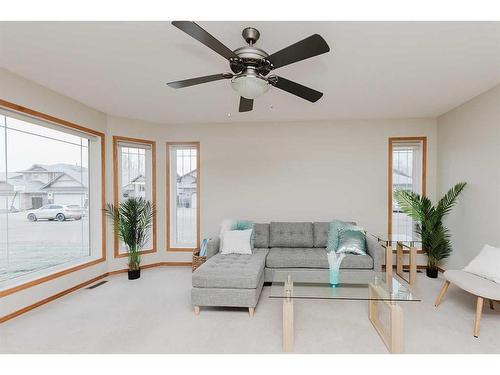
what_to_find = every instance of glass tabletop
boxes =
[367,232,422,248]
[269,272,420,302]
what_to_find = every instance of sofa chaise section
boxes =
[191,248,268,316]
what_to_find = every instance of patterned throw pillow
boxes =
[336,229,367,255]
[326,220,356,253]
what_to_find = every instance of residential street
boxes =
[0,212,90,280]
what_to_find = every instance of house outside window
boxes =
[113,137,156,257]
[167,142,200,251]
[388,137,427,240]
[0,108,103,283]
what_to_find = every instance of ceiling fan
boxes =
[167,21,331,112]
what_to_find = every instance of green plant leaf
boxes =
[105,197,155,270]
[393,182,466,267]
[436,182,467,220]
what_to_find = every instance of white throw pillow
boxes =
[463,244,500,284]
[219,219,234,249]
[220,229,253,255]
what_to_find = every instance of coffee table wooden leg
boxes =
[385,245,393,284]
[396,242,403,277]
[409,246,417,285]
[283,297,294,352]
[390,303,404,353]
[369,284,404,354]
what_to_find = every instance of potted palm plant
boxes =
[394,182,466,278]
[105,197,154,280]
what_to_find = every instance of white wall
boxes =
[0,68,107,133]
[437,84,500,269]
[110,116,438,240]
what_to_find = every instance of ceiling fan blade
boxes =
[271,76,323,102]
[172,21,237,61]
[167,73,233,88]
[266,34,330,69]
[239,97,254,112]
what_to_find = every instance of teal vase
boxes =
[329,267,340,288]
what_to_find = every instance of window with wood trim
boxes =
[388,137,427,240]
[0,106,105,286]
[167,142,200,251]
[113,137,156,257]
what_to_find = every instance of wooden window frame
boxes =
[112,136,157,258]
[166,141,200,252]
[0,99,106,298]
[388,136,427,236]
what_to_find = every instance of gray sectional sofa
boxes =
[192,222,383,315]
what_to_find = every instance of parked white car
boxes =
[27,204,84,222]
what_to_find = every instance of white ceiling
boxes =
[1,21,499,124]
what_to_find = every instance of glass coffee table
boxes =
[368,232,423,286]
[269,272,420,353]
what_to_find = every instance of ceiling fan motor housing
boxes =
[242,27,260,45]
[230,45,273,75]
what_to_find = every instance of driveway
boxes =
[0,212,90,281]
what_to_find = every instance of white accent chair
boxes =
[435,270,500,337]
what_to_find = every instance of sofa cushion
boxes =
[192,249,268,289]
[266,247,373,269]
[267,247,325,268]
[254,223,270,248]
[313,221,357,247]
[341,253,373,269]
[270,222,313,248]
[313,222,329,248]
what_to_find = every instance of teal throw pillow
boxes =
[336,229,367,255]
[326,220,355,253]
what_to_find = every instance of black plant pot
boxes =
[128,269,141,280]
[426,267,438,278]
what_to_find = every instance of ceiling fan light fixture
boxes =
[230,73,270,99]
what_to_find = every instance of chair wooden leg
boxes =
[489,299,495,310]
[474,297,484,338]
[435,280,450,307]
[194,305,200,316]
[248,307,255,317]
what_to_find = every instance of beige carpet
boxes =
[0,267,499,353]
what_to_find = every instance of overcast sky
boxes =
[1,115,87,174]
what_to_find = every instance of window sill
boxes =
[114,248,157,258]
[0,256,105,298]
[168,247,196,252]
